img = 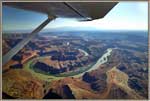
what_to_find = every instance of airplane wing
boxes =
[2,2,118,65]
[3,2,118,20]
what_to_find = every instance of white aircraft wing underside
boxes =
[2,2,118,65]
[4,2,118,20]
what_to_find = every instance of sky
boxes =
[2,2,148,33]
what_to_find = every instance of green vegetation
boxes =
[29,59,95,77]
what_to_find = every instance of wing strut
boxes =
[2,16,55,65]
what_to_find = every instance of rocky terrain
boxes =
[2,39,11,55]
[2,69,45,99]
[2,31,148,99]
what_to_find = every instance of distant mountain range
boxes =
[3,26,147,34]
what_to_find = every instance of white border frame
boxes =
[0,1,149,100]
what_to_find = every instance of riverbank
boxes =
[23,48,113,81]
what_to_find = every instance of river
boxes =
[75,48,112,77]
[24,48,113,80]
[78,49,89,56]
